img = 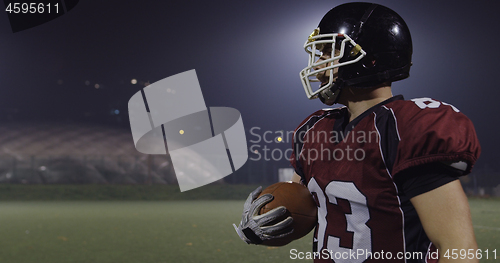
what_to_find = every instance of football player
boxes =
[234,2,481,263]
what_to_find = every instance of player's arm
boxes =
[411,180,478,263]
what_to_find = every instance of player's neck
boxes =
[342,85,393,122]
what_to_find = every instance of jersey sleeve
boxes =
[392,98,481,176]
[395,162,461,199]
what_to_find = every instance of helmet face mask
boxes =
[299,3,413,105]
[299,29,367,101]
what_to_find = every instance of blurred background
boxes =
[0,0,499,262]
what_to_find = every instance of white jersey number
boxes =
[411,97,460,112]
[308,178,372,263]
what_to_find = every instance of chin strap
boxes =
[319,79,344,105]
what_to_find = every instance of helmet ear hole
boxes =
[362,55,376,68]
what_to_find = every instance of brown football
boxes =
[258,181,317,246]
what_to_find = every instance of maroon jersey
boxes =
[290,95,480,263]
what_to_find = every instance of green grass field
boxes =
[0,198,498,263]
[469,198,500,260]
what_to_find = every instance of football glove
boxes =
[233,186,293,244]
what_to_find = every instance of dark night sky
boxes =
[0,0,498,168]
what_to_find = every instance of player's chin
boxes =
[318,76,338,89]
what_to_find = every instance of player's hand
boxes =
[233,186,293,244]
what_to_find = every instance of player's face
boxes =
[313,44,340,86]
